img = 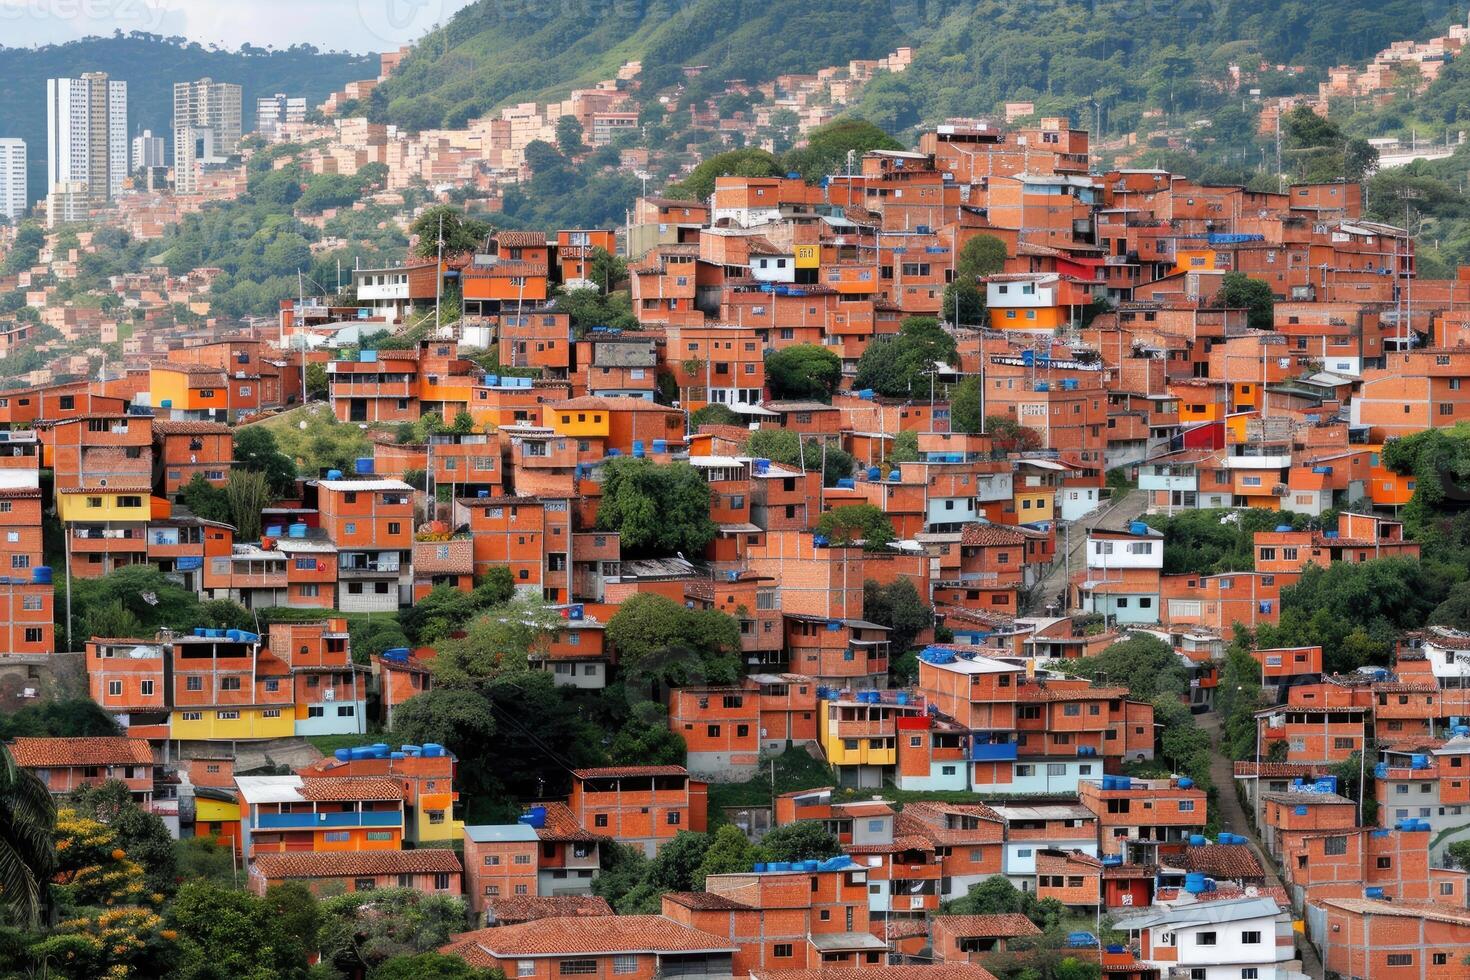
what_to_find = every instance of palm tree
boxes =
[0,743,55,929]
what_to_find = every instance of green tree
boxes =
[319,888,469,976]
[606,593,742,689]
[169,882,313,980]
[853,316,957,397]
[0,699,119,739]
[588,246,626,294]
[68,781,177,897]
[608,700,687,767]
[390,689,498,754]
[305,361,329,400]
[694,825,766,889]
[765,344,842,402]
[956,234,1009,282]
[815,504,895,551]
[666,149,782,200]
[555,115,586,156]
[779,118,902,181]
[942,281,984,326]
[888,429,920,464]
[235,417,304,493]
[1448,840,1470,870]
[596,458,716,556]
[1067,634,1190,701]
[178,472,232,523]
[690,403,743,429]
[1213,272,1275,331]
[225,469,273,542]
[429,595,564,686]
[863,578,932,653]
[941,874,1031,915]
[760,821,842,863]
[0,743,54,928]
[174,836,239,889]
[410,205,492,258]
[950,376,983,435]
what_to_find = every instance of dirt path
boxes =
[1199,713,1325,979]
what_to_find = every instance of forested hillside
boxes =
[365,0,1463,133]
[0,32,375,202]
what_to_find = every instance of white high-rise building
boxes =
[173,78,242,193]
[256,94,307,136]
[47,73,128,204]
[131,130,166,171]
[0,139,25,221]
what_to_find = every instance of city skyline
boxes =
[0,0,477,54]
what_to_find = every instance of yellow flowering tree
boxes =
[50,809,148,909]
[27,905,175,979]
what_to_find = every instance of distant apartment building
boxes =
[0,139,25,220]
[256,93,308,135]
[47,73,128,203]
[173,78,242,193]
[130,129,166,171]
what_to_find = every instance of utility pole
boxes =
[434,211,445,326]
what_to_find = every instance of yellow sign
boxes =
[794,244,820,269]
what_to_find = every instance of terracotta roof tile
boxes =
[251,849,460,879]
[1173,844,1264,880]
[299,776,404,801]
[573,765,689,779]
[933,913,1041,938]
[485,895,614,924]
[9,737,153,769]
[152,420,233,435]
[961,522,1027,547]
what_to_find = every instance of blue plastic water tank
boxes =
[334,748,352,762]
[326,469,343,481]
[31,566,50,585]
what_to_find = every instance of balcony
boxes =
[255,810,402,830]
[338,562,401,579]
[971,738,1019,762]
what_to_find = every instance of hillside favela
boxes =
[22,4,1470,980]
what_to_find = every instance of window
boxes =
[1047,763,1067,776]
[513,854,532,865]
[774,944,793,958]
[108,680,122,696]
[594,814,609,828]
[517,962,534,977]
[1434,953,1449,966]
[216,711,239,720]
[667,811,681,826]
[1242,971,1259,980]
[219,676,240,691]
[1324,836,1347,855]
[1178,800,1195,812]
[559,960,597,975]
[140,680,153,696]
[1240,931,1261,944]
[1377,856,1392,869]
[1387,954,1412,966]
[1195,932,1217,946]
[325,832,351,842]
[367,831,393,841]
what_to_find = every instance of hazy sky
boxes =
[0,0,478,53]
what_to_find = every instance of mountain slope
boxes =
[368,0,1463,134]
[0,32,376,203]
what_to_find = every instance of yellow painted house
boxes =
[543,398,611,438]
[171,706,297,741]
[57,488,152,522]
